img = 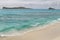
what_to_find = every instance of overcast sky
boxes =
[0,0,60,9]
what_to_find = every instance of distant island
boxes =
[3,7,31,9]
[48,7,55,10]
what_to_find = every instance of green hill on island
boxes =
[3,7,31,9]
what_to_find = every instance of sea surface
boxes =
[0,9,60,35]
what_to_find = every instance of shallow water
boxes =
[0,9,60,33]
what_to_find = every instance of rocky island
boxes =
[48,7,55,10]
[3,7,31,9]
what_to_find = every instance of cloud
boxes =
[0,0,60,9]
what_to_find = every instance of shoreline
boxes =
[0,18,60,36]
[0,19,60,40]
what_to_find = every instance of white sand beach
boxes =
[0,21,60,40]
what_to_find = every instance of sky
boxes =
[0,0,60,9]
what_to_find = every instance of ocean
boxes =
[0,9,60,36]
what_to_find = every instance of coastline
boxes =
[0,19,60,40]
[0,20,57,36]
[0,18,60,36]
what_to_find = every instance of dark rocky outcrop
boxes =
[48,7,55,10]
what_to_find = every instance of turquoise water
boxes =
[0,9,60,33]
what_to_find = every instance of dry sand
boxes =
[0,21,60,40]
